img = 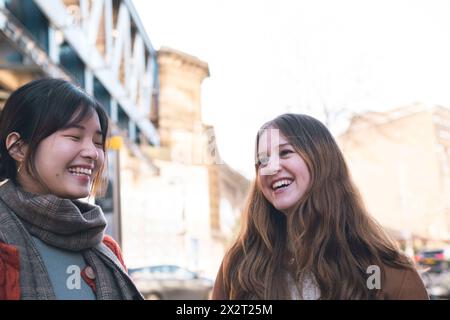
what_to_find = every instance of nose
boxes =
[81,141,99,160]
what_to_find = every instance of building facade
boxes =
[339,104,450,252]
[120,47,249,278]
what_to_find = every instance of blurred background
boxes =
[0,0,449,299]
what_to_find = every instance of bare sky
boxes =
[133,0,450,178]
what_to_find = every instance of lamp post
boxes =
[108,135,123,247]
[398,148,414,258]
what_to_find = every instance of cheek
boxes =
[301,164,311,185]
[298,168,311,193]
[33,145,54,171]
[257,175,271,197]
[36,139,72,162]
[292,157,311,183]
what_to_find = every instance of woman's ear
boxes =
[6,132,27,162]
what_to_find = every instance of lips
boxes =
[68,166,93,177]
[271,178,293,190]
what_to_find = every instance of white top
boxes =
[287,271,321,300]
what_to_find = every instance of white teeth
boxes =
[68,167,92,176]
[272,179,293,190]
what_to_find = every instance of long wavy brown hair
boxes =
[221,113,413,299]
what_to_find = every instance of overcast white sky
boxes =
[133,0,450,179]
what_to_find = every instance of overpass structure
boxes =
[0,0,160,244]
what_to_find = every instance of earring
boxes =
[17,162,22,173]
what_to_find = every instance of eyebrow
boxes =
[63,124,102,136]
[257,143,292,157]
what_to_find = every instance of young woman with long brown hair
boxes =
[212,113,428,300]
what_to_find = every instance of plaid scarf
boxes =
[0,180,143,300]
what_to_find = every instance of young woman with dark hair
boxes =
[0,78,142,300]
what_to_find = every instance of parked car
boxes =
[415,248,450,273]
[416,248,450,299]
[128,265,214,300]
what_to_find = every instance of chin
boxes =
[75,192,90,199]
[274,201,298,213]
[64,190,90,199]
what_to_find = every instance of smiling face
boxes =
[257,127,311,214]
[17,110,105,199]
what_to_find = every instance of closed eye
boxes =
[65,135,81,141]
[280,149,293,157]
